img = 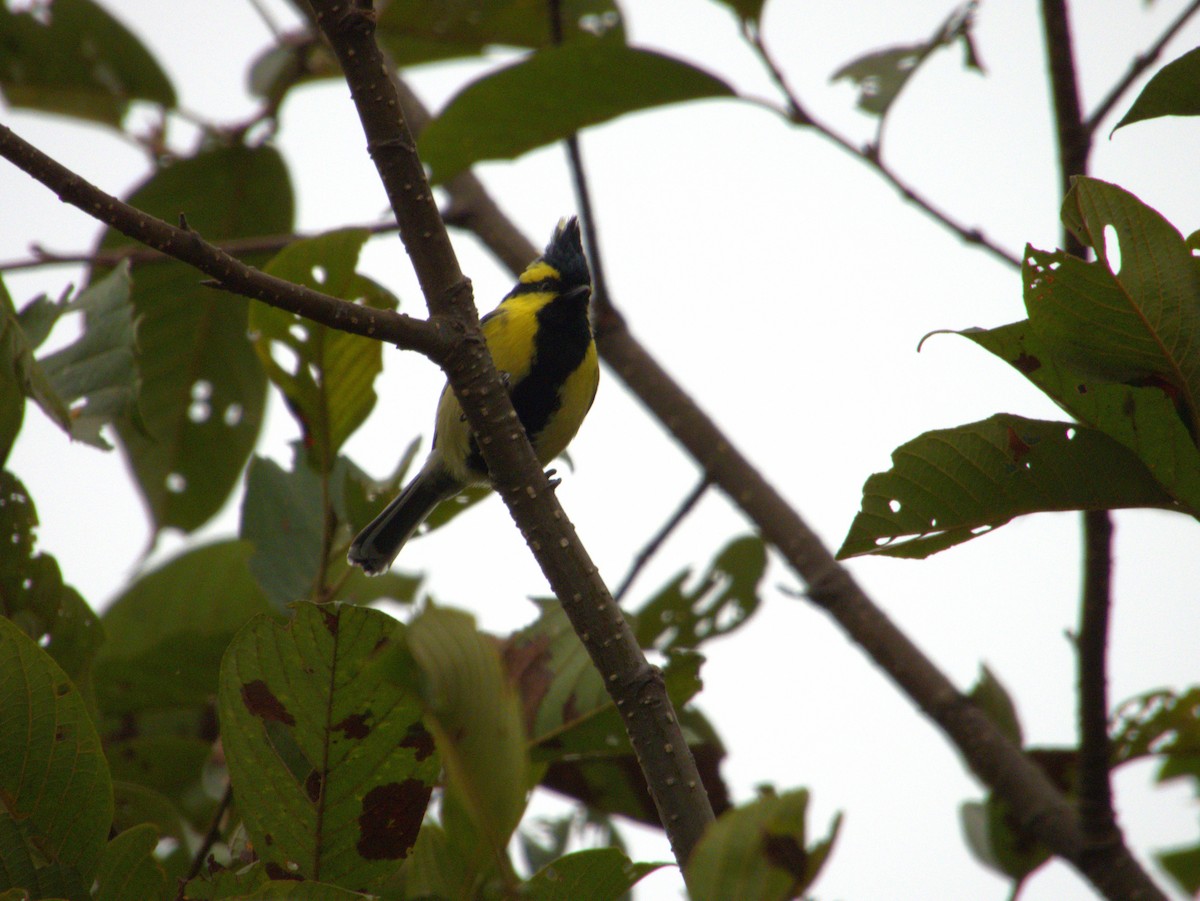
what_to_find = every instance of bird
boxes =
[347,217,598,575]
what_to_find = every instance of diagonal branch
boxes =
[1085,0,1200,135]
[743,22,1022,270]
[0,122,437,355]
[303,0,715,871]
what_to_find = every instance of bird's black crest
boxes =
[541,217,590,291]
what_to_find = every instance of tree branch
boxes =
[1085,0,1200,135]
[399,38,1166,901]
[743,22,1023,271]
[0,122,438,355]
[0,222,400,274]
[1039,2,1162,897]
[304,0,714,870]
[613,477,711,605]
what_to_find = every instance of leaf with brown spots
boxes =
[686,789,841,901]
[218,602,438,891]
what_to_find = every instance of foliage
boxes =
[0,1,1197,900]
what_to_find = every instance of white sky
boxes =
[3,1,1200,899]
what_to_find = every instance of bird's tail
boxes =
[348,460,461,575]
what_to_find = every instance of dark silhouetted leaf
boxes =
[0,0,175,126]
[0,616,113,891]
[838,415,1176,559]
[183,860,374,899]
[0,471,103,684]
[832,3,981,119]
[634,535,767,651]
[1115,47,1200,132]
[377,0,624,68]
[420,37,734,182]
[686,788,841,901]
[968,665,1023,747]
[100,145,293,535]
[218,603,436,890]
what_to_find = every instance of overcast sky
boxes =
[3,1,1200,898]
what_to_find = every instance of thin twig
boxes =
[1085,0,1200,135]
[0,222,400,274]
[743,22,1022,270]
[614,477,712,604]
[177,783,233,898]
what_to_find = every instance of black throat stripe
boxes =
[465,289,592,476]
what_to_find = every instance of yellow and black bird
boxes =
[348,217,598,575]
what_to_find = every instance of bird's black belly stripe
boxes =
[465,289,592,476]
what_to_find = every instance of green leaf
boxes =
[377,0,625,68]
[1159,843,1200,897]
[522,847,665,900]
[184,861,375,899]
[240,453,325,609]
[101,144,294,535]
[94,825,169,901]
[837,414,1178,559]
[111,781,186,846]
[95,540,274,719]
[686,788,840,901]
[0,0,176,126]
[832,3,982,119]
[1024,178,1200,441]
[0,616,113,890]
[36,263,140,449]
[406,606,530,864]
[218,603,437,890]
[0,471,104,684]
[960,796,1049,884]
[108,737,212,828]
[1111,687,1200,765]
[419,37,734,183]
[968,665,1023,747]
[253,229,399,472]
[1114,47,1200,131]
[633,535,767,651]
[962,322,1200,514]
[0,280,28,465]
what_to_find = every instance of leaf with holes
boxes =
[633,535,766,651]
[1024,178,1200,440]
[35,263,140,449]
[0,0,175,126]
[419,35,734,183]
[253,230,399,472]
[686,788,841,901]
[218,602,437,890]
[0,616,113,892]
[1111,687,1200,766]
[1115,47,1200,132]
[962,321,1200,515]
[838,414,1177,559]
[100,144,293,534]
[832,3,981,119]
[406,606,529,870]
[377,0,625,67]
[0,471,103,684]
